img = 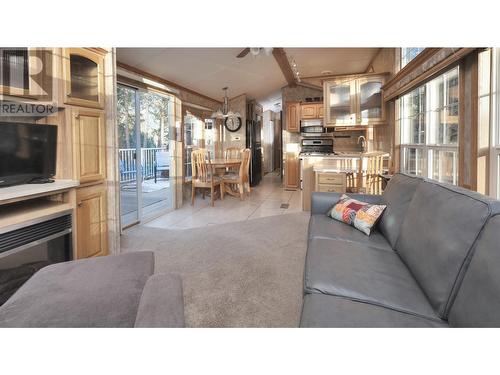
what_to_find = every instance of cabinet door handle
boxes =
[77,202,83,207]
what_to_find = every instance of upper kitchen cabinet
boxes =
[357,75,386,125]
[286,101,300,132]
[63,48,105,109]
[300,103,323,119]
[324,73,387,127]
[324,78,357,126]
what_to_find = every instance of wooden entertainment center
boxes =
[0,47,115,260]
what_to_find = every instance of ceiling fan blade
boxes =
[236,48,250,58]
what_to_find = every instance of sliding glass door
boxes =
[117,84,174,228]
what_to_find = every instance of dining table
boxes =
[206,158,242,196]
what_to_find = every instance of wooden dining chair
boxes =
[340,158,356,192]
[222,148,251,200]
[191,149,223,207]
[224,147,241,174]
[224,147,241,160]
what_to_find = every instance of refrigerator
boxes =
[246,117,262,187]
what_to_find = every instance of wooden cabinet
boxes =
[357,75,385,125]
[285,152,300,190]
[72,108,106,183]
[75,183,108,259]
[300,103,323,119]
[324,74,387,127]
[63,48,105,109]
[315,172,347,193]
[324,78,357,126]
[286,101,300,132]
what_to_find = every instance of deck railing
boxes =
[119,147,164,183]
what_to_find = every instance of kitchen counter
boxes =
[300,151,388,159]
[300,151,389,211]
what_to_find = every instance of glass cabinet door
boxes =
[358,76,384,124]
[63,48,104,108]
[70,54,99,102]
[325,79,355,125]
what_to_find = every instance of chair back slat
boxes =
[240,148,251,179]
[192,149,212,182]
[225,147,241,160]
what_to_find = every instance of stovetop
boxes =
[299,152,338,157]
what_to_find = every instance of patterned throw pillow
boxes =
[327,194,386,235]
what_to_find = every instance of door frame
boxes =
[118,83,175,230]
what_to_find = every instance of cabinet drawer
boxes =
[317,184,345,193]
[318,173,346,184]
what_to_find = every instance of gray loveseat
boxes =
[0,251,184,327]
[301,173,500,327]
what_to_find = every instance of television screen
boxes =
[0,122,57,187]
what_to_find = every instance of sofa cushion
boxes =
[300,294,447,328]
[395,180,500,319]
[378,173,422,248]
[448,215,500,327]
[327,194,386,235]
[0,252,154,327]
[308,214,392,251]
[304,238,438,320]
[134,273,185,328]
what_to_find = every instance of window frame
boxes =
[398,66,460,185]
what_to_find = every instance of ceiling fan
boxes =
[236,47,273,58]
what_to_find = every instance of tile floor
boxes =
[143,171,303,230]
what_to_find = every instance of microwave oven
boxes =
[300,119,325,135]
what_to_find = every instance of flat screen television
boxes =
[0,122,57,187]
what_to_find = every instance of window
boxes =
[183,113,216,180]
[488,49,500,198]
[400,48,425,69]
[183,112,204,180]
[397,66,459,185]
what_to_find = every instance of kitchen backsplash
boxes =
[332,131,365,152]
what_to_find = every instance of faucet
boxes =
[357,135,366,151]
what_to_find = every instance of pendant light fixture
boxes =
[211,87,241,120]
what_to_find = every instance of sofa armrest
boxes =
[134,273,185,328]
[311,192,383,215]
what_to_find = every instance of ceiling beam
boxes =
[272,48,297,87]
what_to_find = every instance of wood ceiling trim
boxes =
[116,61,222,105]
[272,48,297,87]
[382,48,477,101]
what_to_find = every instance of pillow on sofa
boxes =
[327,194,386,235]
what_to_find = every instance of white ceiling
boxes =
[116,48,380,110]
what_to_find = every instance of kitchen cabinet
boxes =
[71,108,106,183]
[285,152,300,190]
[300,103,323,119]
[324,78,357,126]
[285,101,300,132]
[324,74,387,127]
[357,75,385,125]
[63,48,105,109]
[315,172,347,193]
[75,183,108,259]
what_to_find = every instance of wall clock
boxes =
[224,116,242,132]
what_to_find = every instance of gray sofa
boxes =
[0,251,184,327]
[301,173,500,327]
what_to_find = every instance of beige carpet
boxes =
[121,212,310,327]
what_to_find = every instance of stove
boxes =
[300,138,334,155]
